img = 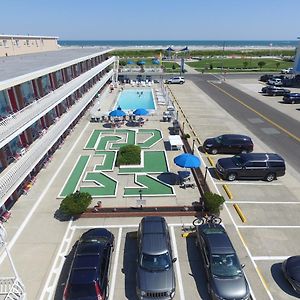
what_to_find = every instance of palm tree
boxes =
[243,61,249,69]
[276,62,280,70]
[258,61,266,70]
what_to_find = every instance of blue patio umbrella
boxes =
[109,109,126,117]
[180,46,189,52]
[127,60,134,65]
[133,108,149,116]
[152,59,160,65]
[137,60,146,66]
[174,153,201,168]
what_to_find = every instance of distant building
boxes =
[0,34,59,57]
[0,47,117,215]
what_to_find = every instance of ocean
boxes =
[59,40,298,49]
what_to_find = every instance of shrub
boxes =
[204,192,225,214]
[59,191,92,216]
[116,144,141,166]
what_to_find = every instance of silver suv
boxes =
[136,216,177,300]
[166,76,185,84]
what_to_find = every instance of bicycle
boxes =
[192,214,222,227]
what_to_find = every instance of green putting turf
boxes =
[124,174,174,196]
[110,129,136,149]
[137,129,162,148]
[94,151,116,171]
[85,129,114,149]
[80,172,117,197]
[119,151,168,174]
[96,136,122,150]
[60,155,90,197]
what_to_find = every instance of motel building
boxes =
[0,37,118,219]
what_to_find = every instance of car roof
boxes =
[80,228,113,243]
[239,153,284,161]
[140,216,169,255]
[286,256,300,282]
[221,134,251,141]
[199,224,235,254]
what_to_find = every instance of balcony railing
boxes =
[0,70,114,205]
[0,57,116,149]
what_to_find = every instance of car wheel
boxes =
[211,148,218,155]
[241,149,248,154]
[265,173,276,182]
[292,100,296,104]
[227,173,237,181]
[180,82,184,84]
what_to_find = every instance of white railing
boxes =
[0,277,25,299]
[0,57,116,149]
[0,70,114,205]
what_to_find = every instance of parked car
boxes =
[202,134,253,155]
[216,153,286,182]
[63,228,114,300]
[259,74,275,82]
[166,76,185,84]
[261,85,291,96]
[281,67,293,74]
[196,223,250,300]
[136,216,176,300]
[283,93,300,104]
[282,256,300,294]
[267,78,283,86]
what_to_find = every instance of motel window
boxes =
[26,40,30,46]
[16,40,20,47]
[3,40,8,48]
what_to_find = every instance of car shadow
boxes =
[53,241,78,300]
[186,236,210,300]
[123,231,138,300]
[271,262,300,298]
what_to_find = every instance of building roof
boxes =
[0,34,59,39]
[0,47,112,88]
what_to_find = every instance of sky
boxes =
[1,0,300,40]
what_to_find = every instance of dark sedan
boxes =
[63,228,114,300]
[202,134,253,155]
[261,86,290,96]
[283,93,300,104]
[282,256,300,294]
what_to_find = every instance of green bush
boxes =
[59,191,92,216]
[116,145,141,166]
[204,192,225,214]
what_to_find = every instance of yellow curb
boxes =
[233,204,247,223]
[207,156,214,166]
[182,232,191,238]
[223,184,233,199]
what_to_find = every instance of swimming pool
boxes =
[115,89,156,110]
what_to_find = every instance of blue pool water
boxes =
[116,89,156,110]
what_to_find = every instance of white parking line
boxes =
[215,181,282,186]
[226,201,300,204]
[170,226,185,300]
[109,227,122,300]
[238,225,300,229]
[0,121,91,265]
[40,220,75,300]
[253,256,289,261]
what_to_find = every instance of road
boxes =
[186,74,300,171]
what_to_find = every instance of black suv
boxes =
[63,228,114,300]
[203,134,253,155]
[136,216,176,300]
[216,153,285,181]
[261,85,290,96]
[196,224,250,300]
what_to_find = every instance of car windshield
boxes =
[232,155,245,166]
[214,136,223,144]
[211,254,242,278]
[141,252,171,271]
[69,283,97,298]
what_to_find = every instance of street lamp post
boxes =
[221,41,226,81]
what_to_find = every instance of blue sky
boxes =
[1,0,300,40]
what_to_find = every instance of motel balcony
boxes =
[0,56,116,149]
[0,69,114,205]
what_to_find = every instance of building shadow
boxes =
[271,262,300,298]
[53,241,78,299]
[186,236,210,300]
[123,231,138,300]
